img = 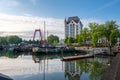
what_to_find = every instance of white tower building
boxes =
[64,16,83,39]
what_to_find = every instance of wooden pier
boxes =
[61,55,94,61]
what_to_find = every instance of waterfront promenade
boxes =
[101,53,120,80]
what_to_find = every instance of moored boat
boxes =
[32,47,75,54]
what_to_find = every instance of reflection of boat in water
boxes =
[32,47,75,54]
[32,54,61,63]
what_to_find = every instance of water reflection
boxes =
[64,57,111,80]
[0,51,112,80]
[64,60,82,80]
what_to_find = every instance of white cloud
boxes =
[0,13,104,40]
[81,18,103,28]
[0,13,64,40]
[0,0,20,9]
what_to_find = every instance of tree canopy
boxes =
[47,34,59,45]
[0,36,22,45]
[76,20,120,47]
[6,36,22,44]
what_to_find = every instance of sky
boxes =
[0,0,120,40]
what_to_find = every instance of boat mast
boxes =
[44,21,46,44]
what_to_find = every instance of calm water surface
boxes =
[0,51,112,80]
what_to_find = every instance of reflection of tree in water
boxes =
[32,54,111,80]
[0,51,21,58]
[64,61,82,80]
[76,58,110,80]
[90,61,106,80]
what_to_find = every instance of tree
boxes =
[65,37,75,45]
[92,32,99,47]
[47,34,59,45]
[82,27,90,43]
[0,37,7,45]
[76,34,83,46]
[104,21,119,42]
[53,40,59,46]
[110,29,119,46]
[6,36,22,44]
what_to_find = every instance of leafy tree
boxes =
[82,28,89,43]
[0,37,7,45]
[92,32,99,47]
[67,37,72,45]
[110,29,119,45]
[88,21,119,47]
[47,34,59,45]
[89,23,99,35]
[53,40,58,46]
[104,21,119,41]
[6,36,22,44]
[76,34,83,45]
[65,37,75,45]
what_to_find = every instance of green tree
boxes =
[6,36,22,44]
[53,40,58,46]
[104,21,119,42]
[65,37,75,45]
[0,37,7,45]
[92,32,99,47]
[110,29,119,45]
[82,28,89,43]
[76,34,83,45]
[47,34,59,45]
[89,23,99,35]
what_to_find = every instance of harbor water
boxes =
[0,51,112,80]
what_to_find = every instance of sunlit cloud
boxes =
[0,13,104,40]
[0,13,64,40]
[0,0,20,9]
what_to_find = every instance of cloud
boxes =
[0,13,104,40]
[0,13,64,40]
[81,18,104,28]
[0,0,20,9]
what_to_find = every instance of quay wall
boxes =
[101,53,120,80]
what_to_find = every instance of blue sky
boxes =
[0,0,120,20]
[0,0,120,39]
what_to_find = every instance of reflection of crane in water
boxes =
[32,54,48,80]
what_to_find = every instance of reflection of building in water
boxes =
[64,61,82,80]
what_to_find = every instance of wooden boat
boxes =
[32,47,75,54]
[0,73,13,80]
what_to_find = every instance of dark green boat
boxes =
[32,47,75,54]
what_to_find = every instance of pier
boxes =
[61,48,108,61]
[61,55,94,61]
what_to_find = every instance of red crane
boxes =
[33,29,42,41]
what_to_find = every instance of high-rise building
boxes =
[64,16,83,39]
